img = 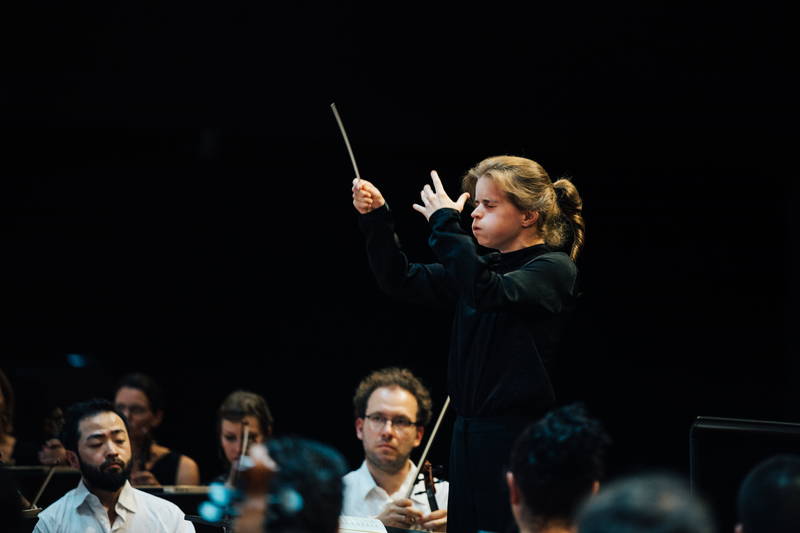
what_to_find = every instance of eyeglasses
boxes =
[115,404,149,416]
[363,413,419,430]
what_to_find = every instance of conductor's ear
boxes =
[521,211,539,228]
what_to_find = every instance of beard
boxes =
[79,456,132,492]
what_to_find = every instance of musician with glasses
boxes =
[342,367,448,531]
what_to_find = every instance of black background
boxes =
[1,1,795,525]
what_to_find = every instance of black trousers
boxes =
[447,415,533,533]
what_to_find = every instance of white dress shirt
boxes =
[342,460,449,519]
[33,479,195,533]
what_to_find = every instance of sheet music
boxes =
[339,515,387,533]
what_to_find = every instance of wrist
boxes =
[428,207,459,225]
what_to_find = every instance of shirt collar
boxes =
[487,243,551,271]
[72,479,93,509]
[73,479,137,514]
[116,481,137,514]
[355,459,420,500]
[352,461,377,501]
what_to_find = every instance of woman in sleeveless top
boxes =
[114,372,201,486]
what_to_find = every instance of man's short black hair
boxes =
[509,403,611,527]
[266,437,347,533]
[61,398,130,453]
[577,474,715,533]
[738,454,800,533]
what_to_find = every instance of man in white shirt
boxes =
[33,398,194,533]
[342,368,448,531]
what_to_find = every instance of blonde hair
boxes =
[462,155,585,260]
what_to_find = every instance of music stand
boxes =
[689,416,800,533]
[2,466,81,510]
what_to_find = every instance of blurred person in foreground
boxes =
[233,437,347,533]
[507,403,610,533]
[736,454,800,533]
[576,473,715,533]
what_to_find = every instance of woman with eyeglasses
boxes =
[114,372,201,486]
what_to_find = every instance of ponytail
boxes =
[552,178,585,261]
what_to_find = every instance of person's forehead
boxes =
[475,176,506,200]
[115,386,150,407]
[79,411,127,439]
[221,415,262,432]
[367,386,418,414]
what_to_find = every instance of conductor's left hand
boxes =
[412,170,470,221]
[419,508,447,531]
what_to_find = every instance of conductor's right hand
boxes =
[376,498,424,529]
[352,178,386,214]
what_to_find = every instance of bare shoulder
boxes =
[177,454,201,484]
[150,443,171,460]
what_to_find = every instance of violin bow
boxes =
[405,396,450,500]
[227,422,251,487]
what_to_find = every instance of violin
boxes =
[421,460,438,513]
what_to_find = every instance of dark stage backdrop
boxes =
[1,0,795,505]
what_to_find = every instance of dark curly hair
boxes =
[509,403,611,527]
[577,474,714,533]
[352,368,433,426]
[266,437,347,533]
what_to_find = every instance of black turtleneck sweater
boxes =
[360,205,578,418]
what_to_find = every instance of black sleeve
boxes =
[427,208,577,313]
[359,205,456,309]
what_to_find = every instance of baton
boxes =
[330,102,362,182]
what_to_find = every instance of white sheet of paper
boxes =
[338,515,387,533]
